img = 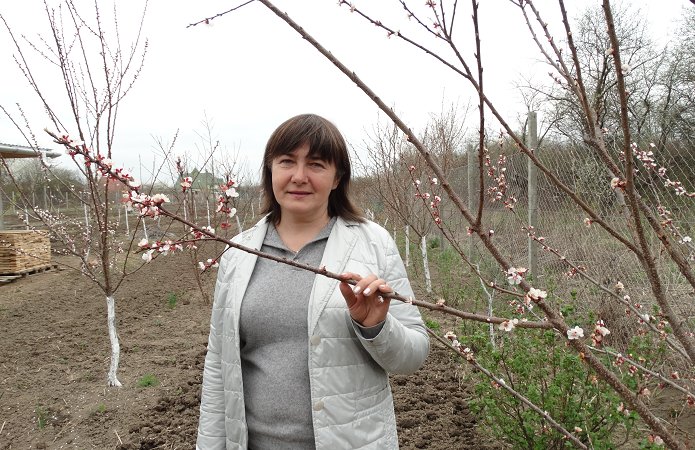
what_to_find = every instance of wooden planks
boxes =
[0,230,52,274]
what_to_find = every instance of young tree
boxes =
[1,0,147,386]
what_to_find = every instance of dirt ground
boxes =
[0,254,499,449]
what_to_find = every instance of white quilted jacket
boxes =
[196,217,429,449]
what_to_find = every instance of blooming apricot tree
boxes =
[0,1,148,386]
[183,0,694,448]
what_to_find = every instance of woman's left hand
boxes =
[339,272,392,328]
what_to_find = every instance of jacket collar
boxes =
[237,215,360,335]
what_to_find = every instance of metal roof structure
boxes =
[0,143,62,159]
[1,143,62,230]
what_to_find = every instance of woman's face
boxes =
[271,142,339,224]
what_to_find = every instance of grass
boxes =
[166,292,179,309]
[425,318,441,330]
[137,373,159,388]
[35,405,48,429]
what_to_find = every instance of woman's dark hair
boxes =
[260,114,364,224]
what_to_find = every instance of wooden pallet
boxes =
[0,230,51,274]
[0,263,58,284]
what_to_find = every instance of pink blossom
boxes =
[137,238,149,248]
[506,267,523,285]
[527,287,547,300]
[150,193,170,205]
[617,402,630,416]
[225,187,239,198]
[499,318,518,332]
[141,249,154,262]
[181,176,193,192]
[596,325,610,337]
[566,326,584,340]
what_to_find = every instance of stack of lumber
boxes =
[0,230,51,274]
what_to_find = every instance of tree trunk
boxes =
[106,295,122,387]
[421,234,432,293]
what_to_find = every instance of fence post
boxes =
[527,111,539,278]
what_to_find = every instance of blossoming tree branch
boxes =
[186,0,695,448]
[47,129,552,331]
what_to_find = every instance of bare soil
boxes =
[0,254,498,449]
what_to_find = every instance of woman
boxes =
[197,114,429,449]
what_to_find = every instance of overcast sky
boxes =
[0,0,690,183]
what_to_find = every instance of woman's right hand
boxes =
[338,272,392,328]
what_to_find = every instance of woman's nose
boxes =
[291,163,308,183]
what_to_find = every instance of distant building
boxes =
[177,168,224,194]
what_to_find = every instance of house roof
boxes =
[0,143,62,159]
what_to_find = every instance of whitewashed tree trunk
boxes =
[106,295,122,387]
[478,272,497,349]
[206,198,211,227]
[142,217,148,240]
[236,215,243,234]
[404,226,410,267]
[124,205,130,236]
[183,198,188,221]
[24,207,29,229]
[420,234,432,293]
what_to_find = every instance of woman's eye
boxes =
[309,161,326,168]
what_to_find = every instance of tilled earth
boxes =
[0,254,498,449]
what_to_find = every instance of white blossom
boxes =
[567,326,584,340]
